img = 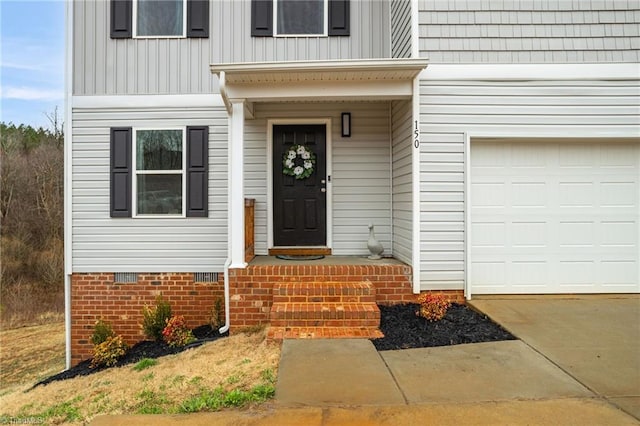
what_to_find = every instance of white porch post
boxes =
[229,99,247,268]
[411,77,422,294]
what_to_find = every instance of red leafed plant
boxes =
[162,315,195,348]
[416,293,451,322]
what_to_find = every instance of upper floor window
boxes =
[251,0,349,37]
[276,0,326,36]
[135,0,186,38]
[111,0,209,39]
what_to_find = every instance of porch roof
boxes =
[210,58,428,112]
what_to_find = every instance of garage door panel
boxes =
[511,182,547,207]
[512,145,548,167]
[512,221,547,248]
[600,261,638,286]
[601,143,638,168]
[471,182,505,207]
[559,144,597,167]
[558,182,595,207]
[558,261,597,287]
[558,221,595,247]
[471,222,506,247]
[470,139,639,294]
[471,262,507,287]
[601,221,637,247]
[601,181,637,207]
[511,261,549,287]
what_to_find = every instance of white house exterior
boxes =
[65,0,639,367]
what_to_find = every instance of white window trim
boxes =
[273,0,329,37]
[132,127,187,218]
[132,0,187,39]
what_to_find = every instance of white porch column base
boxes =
[229,99,247,269]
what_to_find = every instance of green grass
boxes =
[177,383,275,414]
[132,358,158,372]
[135,390,169,414]
[16,396,84,423]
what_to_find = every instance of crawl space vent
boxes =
[194,272,218,283]
[114,272,138,284]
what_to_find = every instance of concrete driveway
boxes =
[470,295,640,420]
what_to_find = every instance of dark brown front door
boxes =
[273,124,326,246]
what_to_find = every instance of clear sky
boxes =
[1,0,65,130]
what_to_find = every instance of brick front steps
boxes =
[228,262,414,331]
[267,326,384,340]
[268,281,383,341]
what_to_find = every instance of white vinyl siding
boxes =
[419,77,640,291]
[71,103,228,272]
[418,0,640,63]
[391,100,413,265]
[244,102,392,256]
[391,0,412,58]
[211,0,390,63]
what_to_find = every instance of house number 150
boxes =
[414,120,420,149]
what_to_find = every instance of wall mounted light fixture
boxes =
[341,112,351,137]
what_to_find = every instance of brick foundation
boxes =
[70,273,223,366]
[70,264,465,365]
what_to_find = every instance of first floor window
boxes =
[134,129,185,216]
[110,126,209,218]
[276,0,326,36]
[135,0,185,37]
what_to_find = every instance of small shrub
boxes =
[209,297,224,330]
[141,296,172,341]
[91,335,128,368]
[416,293,451,322]
[162,315,195,348]
[91,319,116,346]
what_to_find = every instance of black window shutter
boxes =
[328,0,349,36]
[110,128,132,217]
[110,0,132,39]
[251,0,273,36]
[187,0,209,38]
[186,126,209,217]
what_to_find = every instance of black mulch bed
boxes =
[34,304,514,388]
[34,326,228,388]
[372,303,516,351]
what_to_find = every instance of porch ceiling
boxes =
[211,59,428,108]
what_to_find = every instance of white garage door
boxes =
[470,139,639,294]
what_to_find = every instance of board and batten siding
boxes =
[391,0,413,58]
[73,0,216,95]
[244,102,392,256]
[418,0,640,63]
[71,105,228,272]
[73,0,392,96]
[391,100,413,265]
[210,0,390,63]
[419,77,640,290]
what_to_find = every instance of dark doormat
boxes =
[276,255,325,261]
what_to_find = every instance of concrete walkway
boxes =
[92,296,640,425]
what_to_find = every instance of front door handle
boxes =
[321,188,326,193]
